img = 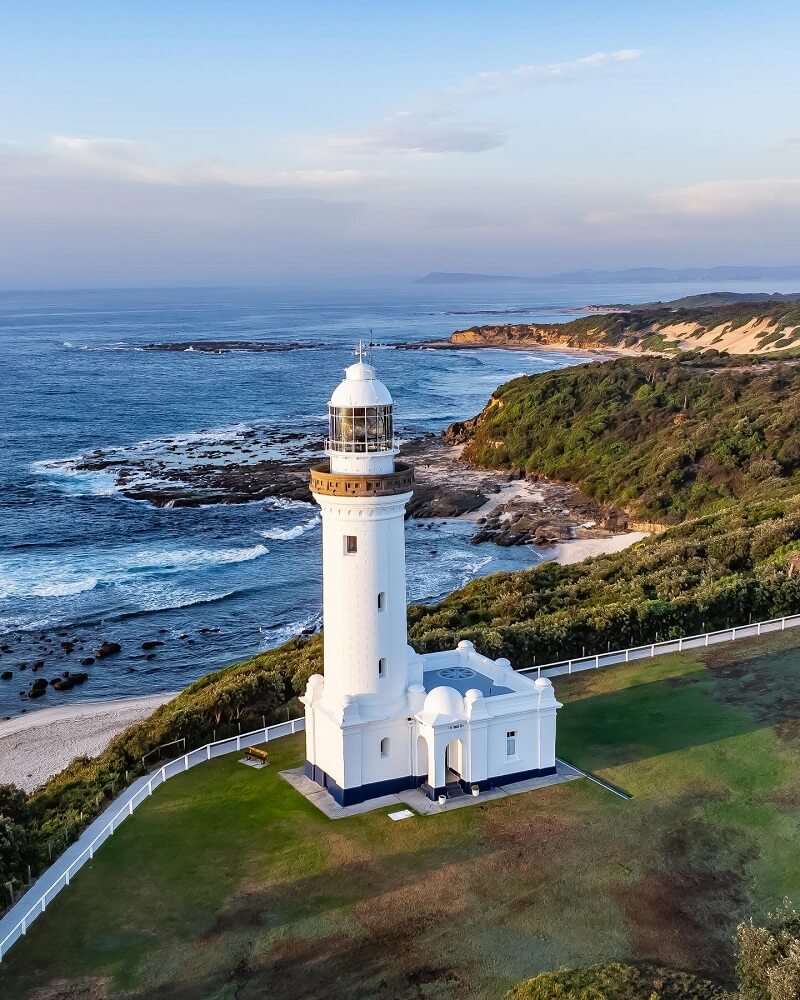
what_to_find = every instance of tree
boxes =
[0,783,35,889]
[736,899,800,1000]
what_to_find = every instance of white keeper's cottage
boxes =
[301,355,561,806]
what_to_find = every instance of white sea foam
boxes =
[0,544,268,602]
[124,544,268,571]
[259,515,319,541]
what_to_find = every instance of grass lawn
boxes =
[2,630,799,1000]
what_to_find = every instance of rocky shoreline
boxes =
[9,430,639,717]
[140,340,325,353]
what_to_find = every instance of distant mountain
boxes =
[547,265,800,284]
[603,291,800,310]
[416,272,528,284]
[416,266,800,285]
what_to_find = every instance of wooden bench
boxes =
[246,746,270,765]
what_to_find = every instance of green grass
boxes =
[2,630,799,1000]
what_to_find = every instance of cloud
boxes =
[584,177,800,230]
[327,111,506,155]
[52,135,174,184]
[653,178,800,217]
[453,49,642,98]
[40,136,371,191]
[325,49,641,157]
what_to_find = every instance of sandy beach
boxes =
[0,693,176,792]
[553,530,650,565]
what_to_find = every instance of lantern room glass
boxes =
[329,404,393,452]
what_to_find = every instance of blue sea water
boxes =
[1,279,793,716]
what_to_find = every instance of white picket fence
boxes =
[2,611,800,964]
[0,716,305,963]
[521,613,800,679]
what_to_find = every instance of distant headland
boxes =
[417,265,800,285]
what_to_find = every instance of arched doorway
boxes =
[445,737,465,783]
[416,734,429,786]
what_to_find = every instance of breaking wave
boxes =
[259,515,319,541]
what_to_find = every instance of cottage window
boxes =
[506,731,517,757]
[380,737,390,757]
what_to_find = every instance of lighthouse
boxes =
[302,353,561,808]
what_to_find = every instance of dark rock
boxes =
[70,672,89,684]
[141,640,164,650]
[31,678,48,691]
[95,641,122,659]
[33,660,45,669]
[28,687,45,698]
[17,663,27,671]
[60,641,75,653]
[1,671,12,681]
[145,653,157,661]
[81,657,95,666]
[51,677,75,691]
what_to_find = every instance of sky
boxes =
[2,0,800,288]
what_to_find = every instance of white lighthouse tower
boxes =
[302,352,561,808]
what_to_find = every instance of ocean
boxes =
[1,278,793,717]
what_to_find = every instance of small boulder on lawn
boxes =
[95,641,121,659]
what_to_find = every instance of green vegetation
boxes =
[455,358,800,521]
[507,963,726,1000]
[2,631,800,999]
[736,899,800,1000]
[450,298,800,353]
[0,636,322,894]
[4,356,800,899]
[408,491,800,666]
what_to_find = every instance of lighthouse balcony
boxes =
[310,461,414,498]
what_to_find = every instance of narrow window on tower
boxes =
[380,737,390,757]
[506,731,517,757]
[344,535,357,554]
[378,657,387,678]
[377,591,385,611]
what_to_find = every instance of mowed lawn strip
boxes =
[1,630,798,999]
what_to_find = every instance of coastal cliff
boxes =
[447,296,800,355]
[445,356,800,523]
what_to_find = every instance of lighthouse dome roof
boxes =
[330,361,393,407]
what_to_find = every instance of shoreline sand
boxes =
[0,693,177,792]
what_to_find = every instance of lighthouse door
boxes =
[445,738,464,781]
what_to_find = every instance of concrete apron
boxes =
[279,759,582,820]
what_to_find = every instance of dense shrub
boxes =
[736,899,800,1000]
[456,358,800,522]
[0,784,36,890]
[407,493,800,667]
[506,961,728,999]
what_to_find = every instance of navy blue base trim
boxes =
[304,761,426,806]
[488,765,557,786]
[428,766,558,800]
[303,762,557,805]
